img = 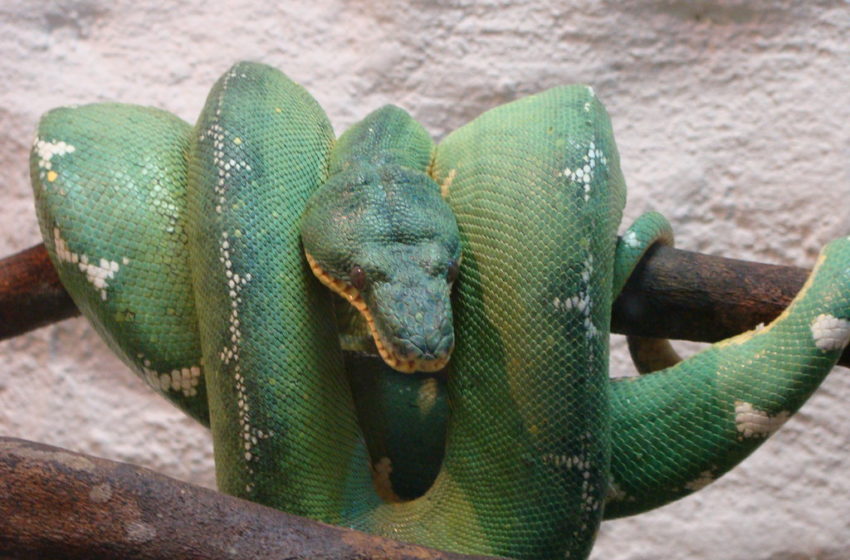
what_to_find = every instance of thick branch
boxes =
[614,243,849,367]
[614,243,850,366]
[612,246,809,342]
[0,437,502,560]
[611,243,811,340]
[2,242,846,366]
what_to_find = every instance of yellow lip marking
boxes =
[439,169,456,200]
[305,251,450,373]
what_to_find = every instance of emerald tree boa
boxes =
[30,61,850,559]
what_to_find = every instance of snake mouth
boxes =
[305,252,451,373]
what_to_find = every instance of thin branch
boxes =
[0,244,78,338]
[0,437,503,560]
[2,242,846,366]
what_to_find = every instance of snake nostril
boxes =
[399,331,448,360]
[406,335,426,352]
[435,334,453,356]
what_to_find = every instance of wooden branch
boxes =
[0,437,502,560]
[0,244,78,338]
[609,243,850,365]
[2,241,846,366]
[611,243,810,342]
[615,243,848,367]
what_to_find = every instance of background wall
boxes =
[2,2,849,558]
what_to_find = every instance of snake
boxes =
[29,61,850,559]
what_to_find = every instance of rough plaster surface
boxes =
[2,2,849,558]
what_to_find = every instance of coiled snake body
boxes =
[31,62,850,559]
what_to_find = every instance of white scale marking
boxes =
[553,255,597,338]
[734,400,790,439]
[53,227,124,301]
[810,313,850,351]
[562,140,607,202]
[205,68,268,481]
[142,364,202,398]
[684,470,715,492]
[33,138,76,171]
[623,230,640,249]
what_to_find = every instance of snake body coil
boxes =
[31,62,850,559]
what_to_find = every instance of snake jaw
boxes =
[305,251,452,373]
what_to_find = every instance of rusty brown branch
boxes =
[611,243,810,342]
[0,437,503,560]
[3,241,847,367]
[613,243,849,367]
[610,243,850,365]
[0,243,79,339]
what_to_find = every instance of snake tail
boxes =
[606,236,850,518]
[613,211,683,374]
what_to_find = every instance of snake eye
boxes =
[447,259,460,283]
[350,265,366,291]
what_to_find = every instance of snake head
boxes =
[301,161,460,373]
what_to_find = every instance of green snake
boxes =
[30,62,850,559]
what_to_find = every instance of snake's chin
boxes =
[383,350,450,374]
[305,252,451,374]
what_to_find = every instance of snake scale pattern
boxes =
[30,62,850,559]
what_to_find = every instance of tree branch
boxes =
[0,244,78,339]
[0,437,502,560]
[2,242,847,367]
[611,243,811,340]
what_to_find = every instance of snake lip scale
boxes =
[305,250,451,373]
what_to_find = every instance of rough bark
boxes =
[0,437,503,560]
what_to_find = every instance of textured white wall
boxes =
[2,2,850,558]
